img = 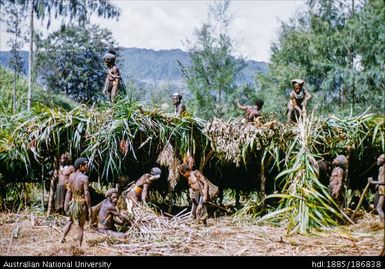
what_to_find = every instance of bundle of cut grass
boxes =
[124,203,192,240]
[205,118,293,165]
[157,143,180,189]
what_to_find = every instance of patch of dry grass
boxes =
[0,211,383,256]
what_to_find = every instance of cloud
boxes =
[0,0,305,62]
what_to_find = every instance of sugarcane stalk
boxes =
[351,182,370,222]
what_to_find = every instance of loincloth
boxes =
[127,185,142,198]
[67,197,87,223]
[379,185,385,196]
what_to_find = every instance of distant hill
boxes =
[0,51,29,75]
[118,47,268,85]
[0,48,268,98]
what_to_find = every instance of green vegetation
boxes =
[0,67,79,113]
[0,0,384,234]
[36,25,117,102]
[259,0,385,116]
[0,69,383,232]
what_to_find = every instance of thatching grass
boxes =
[0,101,384,233]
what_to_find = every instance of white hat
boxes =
[291,79,304,86]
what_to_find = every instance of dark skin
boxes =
[235,99,261,123]
[97,192,128,238]
[328,156,348,204]
[287,83,312,122]
[60,162,92,247]
[103,60,121,103]
[180,168,209,225]
[54,154,75,214]
[172,95,186,116]
[368,154,385,222]
[126,173,160,203]
[57,155,75,186]
[329,165,344,202]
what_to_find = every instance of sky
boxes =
[0,0,305,62]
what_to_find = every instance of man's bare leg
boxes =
[111,84,118,103]
[377,195,385,222]
[77,225,84,247]
[61,219,73,243]
[77,208,87,247]
[287,106,294,122]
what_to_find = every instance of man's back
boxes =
[98,199,114,229]
[68,171,87,197]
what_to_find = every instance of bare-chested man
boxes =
[179,164,218,225]
[328,155,348,204]
[123,167,161,216]
[124,167,161,204]
[97,188,129,238]
[235,98,264,123]
[61,157,92,247]
[287,79,312,123]
[54,153,75,214]
[172,93,186,116]
[368,154,385,222]
[103,49,121,103]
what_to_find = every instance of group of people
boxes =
[102,49,311,123]
[321,153,385,222]
[92,50,385,245]
[52,152,161,245]
[52,150,219,246]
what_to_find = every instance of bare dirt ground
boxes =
[0,211,383,256]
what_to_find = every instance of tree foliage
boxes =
[3,0,120,27]
[36,25,117,102]
[0,0,120,109]
[258,0,384,115]
[1,3,26,113]
[179,0,246,119]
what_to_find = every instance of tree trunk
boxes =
[47,158,59,217]
[13,70,17,113]
[260,158,266,203]
[46,175,57,217]
[27,0,34,111]
[41,160,45,211]
[167,182,173,214]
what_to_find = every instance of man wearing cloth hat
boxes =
[103,48,121,102]
[287,79,312,122]
[172,93,186,116]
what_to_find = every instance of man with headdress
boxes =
[54,153,75,214]
[287,79,312,122]
[235,98,264,123]
[178,163,219,225]
[97,188,130,238]
[60,157,92,247]
[368,154,385,222]
[329,155,348,204]
[172,93,186,116]
[103,48,121,102]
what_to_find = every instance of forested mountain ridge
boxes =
[0,47,268,86]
